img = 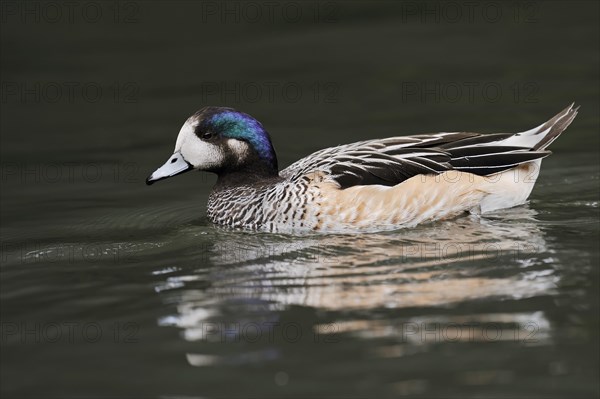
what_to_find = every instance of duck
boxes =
[146,104,579,233]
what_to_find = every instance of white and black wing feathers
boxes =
[280,104,577,189]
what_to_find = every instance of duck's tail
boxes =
[471,103,579,213]
[501,103,579,151]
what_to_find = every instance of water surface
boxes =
[1,1,599,398]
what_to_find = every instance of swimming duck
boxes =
[146,104,578,232]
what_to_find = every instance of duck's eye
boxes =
[201,132,213,140]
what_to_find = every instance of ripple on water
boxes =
[80,201,205,235]
[151,206,561,358]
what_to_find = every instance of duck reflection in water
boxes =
[155,206,555,367]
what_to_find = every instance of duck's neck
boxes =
[214,161,281,189]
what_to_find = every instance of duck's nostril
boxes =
[171,158,177,163]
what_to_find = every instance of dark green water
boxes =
[1,1,599,398]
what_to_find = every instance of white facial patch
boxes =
[226,139,250,165]
[174,119,225,169]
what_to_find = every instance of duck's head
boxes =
[146,107,278,185]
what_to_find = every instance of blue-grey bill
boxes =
[146,151,193,185]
